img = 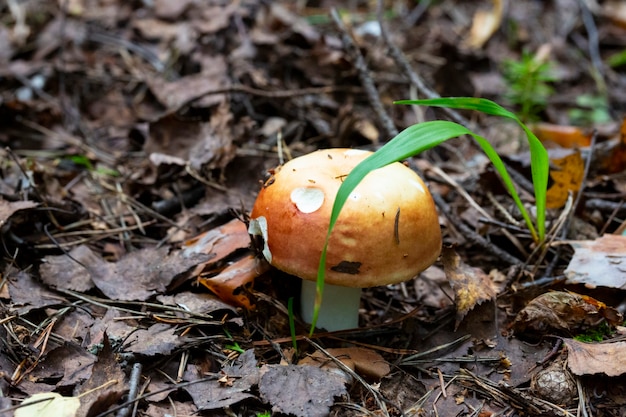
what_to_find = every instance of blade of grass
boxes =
[310,98,550,334]
[310,119,531,333]
[395,97,548,240]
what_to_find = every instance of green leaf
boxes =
[395,97,548,240]
[311,120,492,333]
[310,97,549,335]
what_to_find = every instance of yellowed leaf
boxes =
[545,150,584,209]
[465,0,503,49]
[533,122,591,148]
[441,247,497,329]
[15,393,80,417]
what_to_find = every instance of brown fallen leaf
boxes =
[298,347,390,381]
[545,150,584,209]
[464,0,503,49]
[532,122,592,148]
[198,254,269,310]
[29,343,96,388]
[144,101,235,173]
[186,219,268,309]
[0,199,38,223]
[564,338,626,377]
[442,247,498,329]
[90,246,210,301]
[298,350,355,384]
[76,335,127,417]
[145,57,229,112]
[182,218,251,267]
[511,291,623,338]
[7,269,67,315]
[156,291,237,316]
[598,116,626,174]
[183,349,260,410]
[259,364,347,417]
[124,323,184,356]
[565,234,626,290]
[40,245,100,292]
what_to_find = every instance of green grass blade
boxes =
[395,97,519,118]
[396,97,548,241]
[310,98,549,334]
[471,134,537,241]
[310,120,475,334]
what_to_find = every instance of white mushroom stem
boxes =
[299,279,361,331]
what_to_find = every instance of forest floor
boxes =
[1,1,626,416]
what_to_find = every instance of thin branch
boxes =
[330,8,398,138]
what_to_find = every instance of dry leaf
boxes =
[198,254,269,309]
[89,246,209,301]
[565,234,626,290]
[183,349,259,410]
[124,323,183,356]
[545,150,584,209]
[465,0,503,49]
[15,392,80,417]
[7,270,66,314]
[601,116,626,174]
[183,219,251,265]
[75,335,126,417]
[298,351,354,384]
[512,291,623,337]
[259,364,347,417]
[40,245,100,292]
[298,347,390,381]
[0,199,38,224]
[185,219,268,309]
[441,247,497,329]
[533,123,591,148]
[564,338,626,376]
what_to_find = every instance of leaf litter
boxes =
[1,0,626,416]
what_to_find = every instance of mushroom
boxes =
[248,148,441,331]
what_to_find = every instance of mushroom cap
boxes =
[249,148,441,288]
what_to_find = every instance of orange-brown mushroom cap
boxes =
[249,148,441,288]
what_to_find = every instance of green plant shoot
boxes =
[309,97,549,334]
[502,51,555,122]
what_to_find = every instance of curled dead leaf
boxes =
[512,291,623,338]
[185,219,269,309]
[198,254,269,310]
[442,247,498,329]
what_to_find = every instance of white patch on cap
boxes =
[291,187,324,213]
[343,149,368,157]
[248,216,272,263]
[410,179,426,193]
